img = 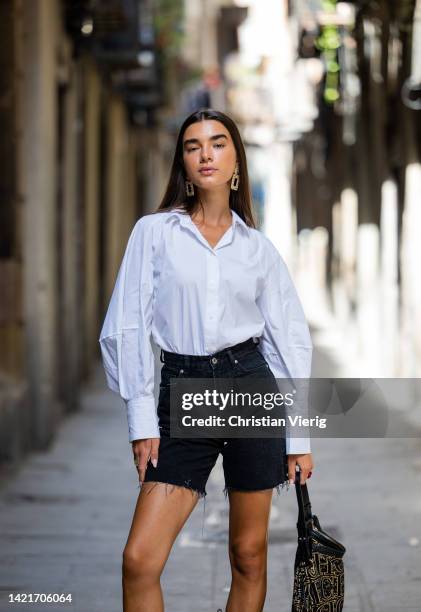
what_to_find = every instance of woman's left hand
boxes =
[287,453,314,485]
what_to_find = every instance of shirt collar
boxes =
[167,207,250,235]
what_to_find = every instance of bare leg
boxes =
[122,482,201,612]
[225,489,274,612]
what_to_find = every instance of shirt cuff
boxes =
[126,395,160,442]
[286,437,311,455]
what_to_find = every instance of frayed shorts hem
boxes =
[138,479,207,499]
[222,478,291,499]
[138,478,291,500]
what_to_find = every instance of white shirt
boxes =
[98,208,313,454]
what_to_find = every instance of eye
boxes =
[214,143,225,148]
[187,147,199,152]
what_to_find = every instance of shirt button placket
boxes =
[205,251,220,354]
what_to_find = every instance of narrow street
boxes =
[1,327,420,612]
[1,0,421,610]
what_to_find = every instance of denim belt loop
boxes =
[160,348,165,363]
[226,349,237,368]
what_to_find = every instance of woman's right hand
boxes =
[132,438,160,483]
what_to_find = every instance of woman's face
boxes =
[182,120,238,191]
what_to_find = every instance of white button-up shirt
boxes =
[99,208,313,454]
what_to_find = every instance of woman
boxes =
[99,108,314,612]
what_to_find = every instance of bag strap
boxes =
[294,468,314,559]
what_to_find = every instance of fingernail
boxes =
[151,458,158,468]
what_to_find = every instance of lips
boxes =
[199,168,217,175]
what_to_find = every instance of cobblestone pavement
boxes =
[1,339,421,612]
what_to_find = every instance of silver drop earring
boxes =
[231,163,240,191]
[185,179,194,196]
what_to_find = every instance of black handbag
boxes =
[291,468,346,611]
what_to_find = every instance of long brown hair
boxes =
[155,108,256,228]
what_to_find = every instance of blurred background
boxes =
[0,1,421,611]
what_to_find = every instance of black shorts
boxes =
[142,337,289,500]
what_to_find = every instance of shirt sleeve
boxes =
[98,217,159,443]
[256,252,313,455]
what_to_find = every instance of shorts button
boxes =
[211,357,218,364]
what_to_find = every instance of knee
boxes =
[229,540,267,582]
[122,546,161,584]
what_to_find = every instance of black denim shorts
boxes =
[142,337,289,502]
